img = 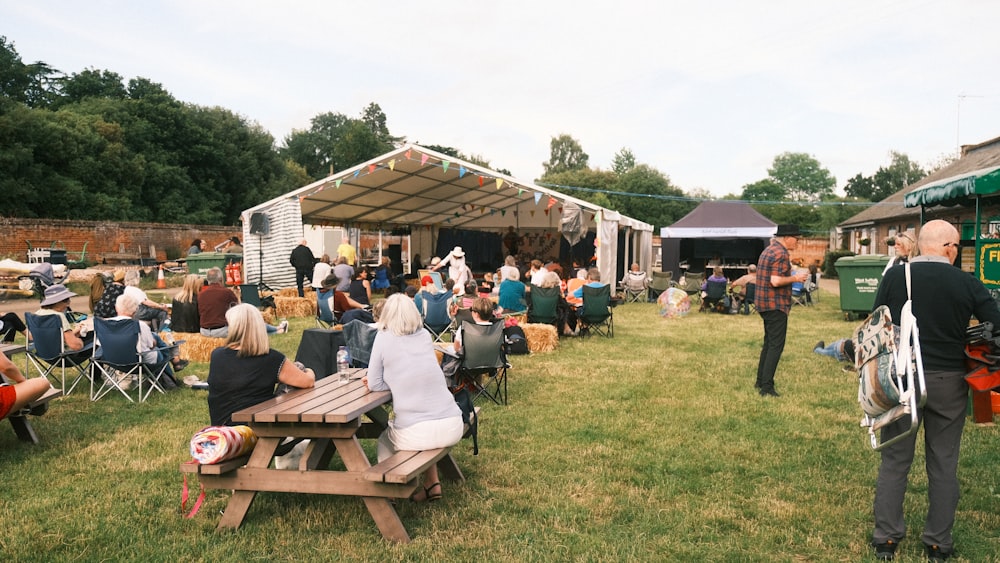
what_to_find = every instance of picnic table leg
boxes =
[217,437,280,530]
[303,438,336,470]
[7,415,40,444]
[334,435,411,543]
[436,453,466,483]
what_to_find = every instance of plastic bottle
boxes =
[336,346,350,374]
[162,319,174,345]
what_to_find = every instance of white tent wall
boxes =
[242,198,303,289]
[597,213,620,286]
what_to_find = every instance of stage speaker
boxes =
[387,245,403,276]
[249,212,270,235]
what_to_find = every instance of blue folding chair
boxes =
[25,312,92,395]
[90,317,175,402]
[316,288,335,328]
[417,290,453,342]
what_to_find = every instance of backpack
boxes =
[504,325,530,355]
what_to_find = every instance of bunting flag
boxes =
[518,188,523,196]
[595,210,602,224]
[389,159,396,171]
[490,209,496,216]
[335,179,342,188]
[544,209,550,216]
[480,208,486,215]
[534,192,543,205]
[530,210,536,217]
[459,165,466,178]
[368,164,376,174]
[547,196,557,210]
[513,211,518,217]
[478,176,484,187]
[501,210,506,216]
[442,161,450,173]
[353,170,360,178]
[421,154,429,166]
[495,178,503,190]
[405,149,412,160]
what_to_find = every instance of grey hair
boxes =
[206,267,225,285]
[224,303,269,357]
[376,293,424,336]
[115,293,140,316]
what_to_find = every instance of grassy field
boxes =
[2,292,998,562]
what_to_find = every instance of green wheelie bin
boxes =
[834,255,890,320]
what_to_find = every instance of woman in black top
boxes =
[348,267,372,306]
[171,274,203,333]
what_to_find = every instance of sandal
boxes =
[425,482,442,502]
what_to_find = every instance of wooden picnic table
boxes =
[1,343,62,443]
[181,369,466,543]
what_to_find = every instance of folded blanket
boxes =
[189,425,257,464]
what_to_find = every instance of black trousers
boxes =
[294,268,311,297]
[756,309,788,392]
[0,312,26,342]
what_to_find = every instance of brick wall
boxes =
[0,217,240,263]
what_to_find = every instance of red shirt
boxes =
[198,284,238,329]
[754,240,792,314]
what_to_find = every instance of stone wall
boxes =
[0,217,241,263]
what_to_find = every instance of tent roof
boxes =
[660,200,776,238]
[243,144,652,232]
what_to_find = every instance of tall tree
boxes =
[767,152,836,201]
[280,104,395,180]
[58,68,127,106]
[611,147,636,175]
[608,164,695,228]
[0,36,59,107]
[844,151,926,202]
[542,134,589,176]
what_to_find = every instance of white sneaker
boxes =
[277,320,289,334]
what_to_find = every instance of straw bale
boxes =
[166,332,225,363]
[276,287,301,298]
[273,296,317,318]
[522,323,559,353]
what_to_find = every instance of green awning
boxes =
[903,165,1000,208]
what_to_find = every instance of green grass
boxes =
[3,295,999,562]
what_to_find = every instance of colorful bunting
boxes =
[389,159,396,171]
[478,176,484,187]
[405,149,412,160]
[421,154,429,166]
[335,179,342,188]
[459,165,466,178]
[442,161,450,173]
[495,178,503,190]
[546,196,557,210]
[368,164,376,174]
[534,192,542,205]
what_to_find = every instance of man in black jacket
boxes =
[289,239,315,297]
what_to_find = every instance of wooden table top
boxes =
[231,369,390,425]
[1,342,26,356]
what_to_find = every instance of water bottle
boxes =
[162,319,174,345]
[336,346,350,381]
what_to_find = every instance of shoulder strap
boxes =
[904,261,912,300]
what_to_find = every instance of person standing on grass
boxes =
[868,220,1000,562]
[289,239,315,298]
[753,224,808,398]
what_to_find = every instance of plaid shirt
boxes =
[755,240,792,313]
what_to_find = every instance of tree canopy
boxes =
[844,151,926,202]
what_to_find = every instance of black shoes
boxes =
[814,340,825,351]
[871,539,897,560]
[925,544,952,561]
[759,389,780,397]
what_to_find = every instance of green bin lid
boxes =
[834,254,890,266]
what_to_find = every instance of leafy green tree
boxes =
[608,164,695,228]
[0,36,59,107]
[542,134,589,176]
[281,104,396,180]
[611,147,636,175]
[58,68,127,106]
[740,178,785,201]
[844,173,876,200]
[767,152,836,201]
[540,168,615,209]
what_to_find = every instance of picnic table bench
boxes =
[2,343,63,444]
[179,370,474,543]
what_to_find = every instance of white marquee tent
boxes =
[241,144,654,289]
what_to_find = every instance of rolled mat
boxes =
[189,425,257,465]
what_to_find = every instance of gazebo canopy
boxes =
[660,200,776,239]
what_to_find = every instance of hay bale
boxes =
[167,332,225,363]
[276,287,300,298]
[521,323,558,353]
[274,296,317,318]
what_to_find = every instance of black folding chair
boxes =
[700,280,728,313]
[457,320,508,405]
[527,285,560,327]
[418,291,453,343]
[342,320,378,368]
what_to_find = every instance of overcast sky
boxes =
[4,1,1000,197]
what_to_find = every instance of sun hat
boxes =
[321,274,339,289]
[430,257,441,266]
[775,224,801,237]
[113,269,126,282]
[451,246,465,257]
[40,284,77,307]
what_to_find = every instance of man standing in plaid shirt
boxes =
[754,224,809,397]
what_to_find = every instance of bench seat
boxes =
[5,385,62,444]
[363,448,453,484]
[179,455,251,475]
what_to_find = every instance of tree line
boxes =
[1,35,943,232]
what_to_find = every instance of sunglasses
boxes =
[943,242,960,249]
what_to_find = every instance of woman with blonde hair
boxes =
[170,274,203,333]
[363,294,463,502]
[207,304,314,426]
[883,230,917,275]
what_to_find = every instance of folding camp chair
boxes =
[580,284,613,338]
[315,288,335,328]
[457,320,508,405]
[90,317,175,402]
[621,271,649,303]
[681,273,703,307]
[527,285,560,327]
[791,282,810,306]
[734,283,757,315]
[342,319,378,368]
[25,312,92,396]
[700,280,728,313]
[417,269,444,291]
[418,291,453,343]
[647,270,673,303]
